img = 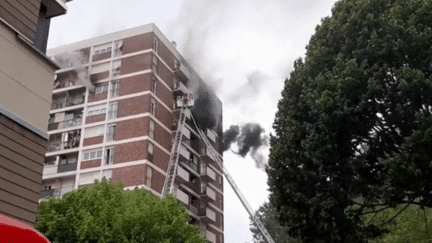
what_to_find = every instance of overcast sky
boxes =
[48,0,338,242]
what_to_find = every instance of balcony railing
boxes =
[40,185,75,199]
[47,138,80,152]
[54,80,82,90]
[57,163,77,173]
[43,164,58,175]
[40,189,58,198]
[181,160,198,174]
[48,118,82,131]
[189,205,198,215]
[51,99,84,110]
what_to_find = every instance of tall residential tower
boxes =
[41,24,224,243]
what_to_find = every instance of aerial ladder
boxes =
[161,94,191,196]
[162,93,275,243]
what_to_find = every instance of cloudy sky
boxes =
[47,0,338,242]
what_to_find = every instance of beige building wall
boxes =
[0,22,56,133]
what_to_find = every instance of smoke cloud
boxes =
[222,123,269,169]
[54,51,95,93]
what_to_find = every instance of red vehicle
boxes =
[0,214,50,242]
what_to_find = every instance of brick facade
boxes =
[85,114,106,124]
[83,136,104,146]
[80,159,101,169]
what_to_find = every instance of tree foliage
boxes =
[36,179,205,243]
[249,202,300,243]
[267,0,432,242]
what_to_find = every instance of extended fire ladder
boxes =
[162,93,275,243]
[161,105,188,196]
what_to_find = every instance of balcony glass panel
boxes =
[57,163,77,173]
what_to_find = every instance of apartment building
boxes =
[0,0,71,226]
[41,24,224,243]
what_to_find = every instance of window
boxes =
[112,60,121,77]
[106,124,116,142]
[150,98,156,115]
[106,124,116,141]
[90,62,110,74]
[93,43,112,55]
[82,149,103,161]
[105,147,114,165]
[151,77,157,94]
[152,55,158,73]
[146,166,152,187]
[153,37,158,53]
[110,81,120,98]
[148,142,154,154]
[108,102,118,120]
[149,120,155,139]
[87,104,107,116]
[95,84,108,94]
[113,40,123,57]
[84,125,105,138]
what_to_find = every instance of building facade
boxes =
[0,0,71,226]
[41,24,224,242]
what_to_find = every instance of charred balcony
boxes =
[48,108,83,131]
[47,130,81,153]
[51,87,86,110]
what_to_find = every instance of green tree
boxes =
[36,178,205,243]
[364,204,432,243]
[249,202,300,243]
[267,0,432,242]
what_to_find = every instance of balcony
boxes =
[57,163,77,173]
[173,80,190,97]
[175,166,189,184]
[40,188,58,198]
[179,145,190,161]
[173,187,189,206]
[189,204,198,215]
[201,147,215,164]
[200,185,216,203]
[173,61,191,82]
[51,88,85,111]
[39,185,75,199]
[47,130,81,153]
[200,207,216,224]
[206,230,216,243]
[53,69,83,90]
[180,160,199,174]
[200,165,216,182]
[48,109,83,131]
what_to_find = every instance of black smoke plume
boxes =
[222,123,269,169]
[222,125,240,152]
